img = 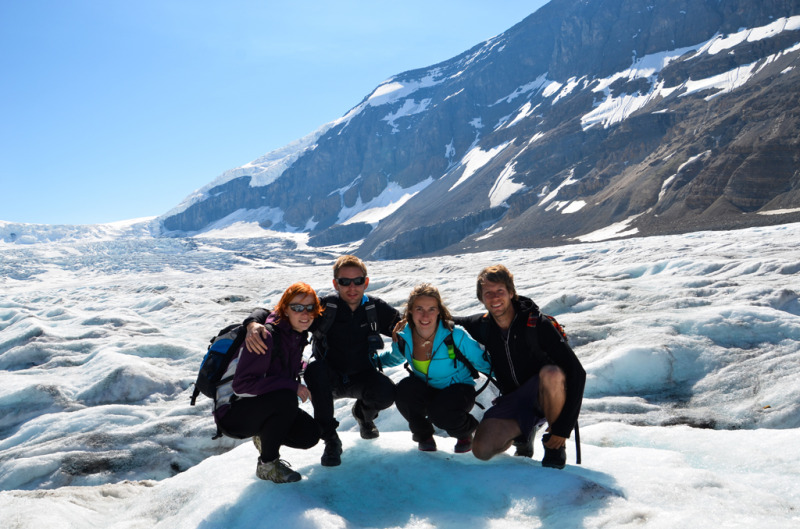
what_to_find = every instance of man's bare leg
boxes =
[539,365,566,423]
[539,365,568,449]
[472,418,521,461]
[474,367,568,461]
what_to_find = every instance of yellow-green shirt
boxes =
[412,357,431,375]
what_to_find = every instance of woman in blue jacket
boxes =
[214,282,322,483]
[381,283,491,453]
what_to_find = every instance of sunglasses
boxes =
[288,304,316,313]
[336,276,366,286]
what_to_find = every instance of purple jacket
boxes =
[214,312,308,420]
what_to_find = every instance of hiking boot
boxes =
[454,436,473,453]
[513,432,535,458]
[320,433,343,467]
[352,402,379,439]
[252,436,261,453]
[513,438,534,457]
[513,423,540,458]
[541,433,566,470]
[417,437,437,452]
[256,458,301,483]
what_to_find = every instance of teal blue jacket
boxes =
[380,321,491,389]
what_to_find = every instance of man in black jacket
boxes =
[243,255,400,467]
[454,264,585,469]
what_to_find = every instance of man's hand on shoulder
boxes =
[245,322,269,355]
[391,319,406,342]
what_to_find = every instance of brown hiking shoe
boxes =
[256,458,301,483]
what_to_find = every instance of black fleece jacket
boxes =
[454,296,585,438]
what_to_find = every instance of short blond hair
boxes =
[332,255,368,278]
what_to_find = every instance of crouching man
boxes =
[454,265,585,469]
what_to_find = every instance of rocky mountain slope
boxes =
[160,0,800,258]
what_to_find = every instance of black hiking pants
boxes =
[218,389,320,462]
[395,375,478,440]
[303,359,395,439]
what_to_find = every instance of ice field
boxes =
[1,221,799,528]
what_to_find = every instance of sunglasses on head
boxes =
[336,276,366,286]
[288,304,316,313]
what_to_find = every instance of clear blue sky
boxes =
[1,1,548,225]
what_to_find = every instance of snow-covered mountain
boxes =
[159,0,800,258]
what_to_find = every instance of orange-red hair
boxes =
[274,282,323,320]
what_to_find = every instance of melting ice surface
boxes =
[1,222,799,528]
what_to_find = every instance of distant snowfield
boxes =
[580,15,800,130]
[0,217,158,245]
[337,178,435,227]
[574,214,642,242]
[1,223,799,528]
[449,142,512,192]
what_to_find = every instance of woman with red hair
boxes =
[214,282,323,483]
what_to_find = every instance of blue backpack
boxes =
[190,323,247,406]
[190,320,281,439]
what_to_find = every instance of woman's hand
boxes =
[297,384,311,403]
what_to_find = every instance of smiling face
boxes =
[480,279,515,325]
[285,293,316,332]
[333,265,369,310]
[410,295,440,335]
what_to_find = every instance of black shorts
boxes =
[482,376,546,440]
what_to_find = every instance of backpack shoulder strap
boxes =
[396,334,414,375]
[316,300,338,335]
[444,326,496,406]
[544,314,568,343]
[443,329,478,379]
[396,334,407,353]
[364,298,378,330]
[520,308,554,365]
[525,307,568,343]
[311,300,337,359]
[363,298,386,370]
